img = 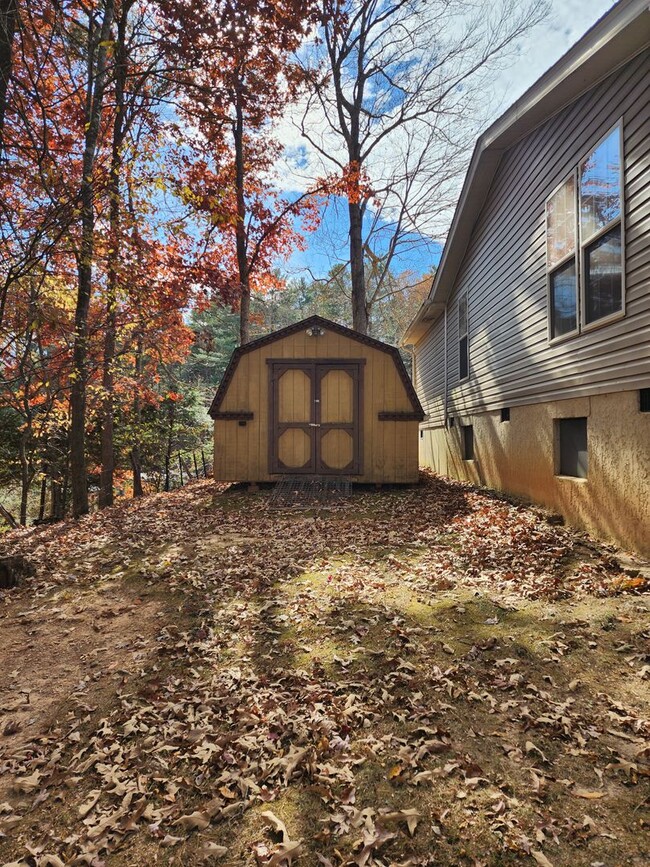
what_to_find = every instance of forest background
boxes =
[1,0,597,526]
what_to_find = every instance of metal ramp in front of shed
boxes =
[268,475,352,509]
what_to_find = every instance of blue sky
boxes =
[286,197,441,281]
[284,0,616,282]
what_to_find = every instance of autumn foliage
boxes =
[0,0,322,520]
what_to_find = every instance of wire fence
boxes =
[168,448,212,490]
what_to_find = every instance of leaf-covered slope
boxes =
[0,474,648,866]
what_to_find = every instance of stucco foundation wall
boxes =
[419,390,650,556]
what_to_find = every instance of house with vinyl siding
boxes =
[404,0,650,555]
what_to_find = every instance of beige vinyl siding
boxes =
[415,49,650,414]
[414,313,445,426]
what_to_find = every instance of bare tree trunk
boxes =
[37,466,47,522]
[48,428,67,521]
[349,199,367,333]
[234,84,250,345]
[130,450,143,496]
[0,504,17,529]
[164,399,175,491]
[130,332,144,497]
[99,317,116,507]
[70,0,116,518]
[18,432,30,526]
[100,1,130,508]
[51,480,63,521]
[0,0,18,156]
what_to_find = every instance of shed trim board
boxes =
[211,411,254,421]
[209,315,424,422]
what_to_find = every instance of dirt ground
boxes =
[0,473,648,867]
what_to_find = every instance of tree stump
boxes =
[0,556,35,589]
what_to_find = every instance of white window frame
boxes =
[546,168,580,344]
[546,120,625,344]
[579,122,626,333]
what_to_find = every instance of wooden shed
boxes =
[209,316,424,484]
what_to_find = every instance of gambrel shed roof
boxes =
[209,315,424,420]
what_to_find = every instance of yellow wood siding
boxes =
[278,369,311,422]
[321,369,353,423]
[213,325,419,483]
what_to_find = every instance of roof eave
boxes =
[402,300,446,345]
[420,0,650,319]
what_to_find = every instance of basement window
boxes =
[640,388,650,413]
[501,407,510,422]
[462,425,474,461]
[557,417,588,478]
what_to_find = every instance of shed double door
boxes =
[269,360,362,475]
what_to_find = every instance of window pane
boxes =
[558,417,587,478]
[459,335,468,379]
[585,224,622,324]
[463,425,474,461]
[580,127,621,240]
[550,258,577,338]
[459,296,467,336]
[547,175,576,268]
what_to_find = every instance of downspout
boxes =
[403,344,415,381]
[443,303,448,425]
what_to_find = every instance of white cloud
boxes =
[494,0,616,109]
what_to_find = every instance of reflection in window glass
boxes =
[459,295,467,337]
[550,258,577,338]
[547,175,576,268]
[580,128,621,239]
[585,224,622,324]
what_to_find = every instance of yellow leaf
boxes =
[573,787,605,799]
